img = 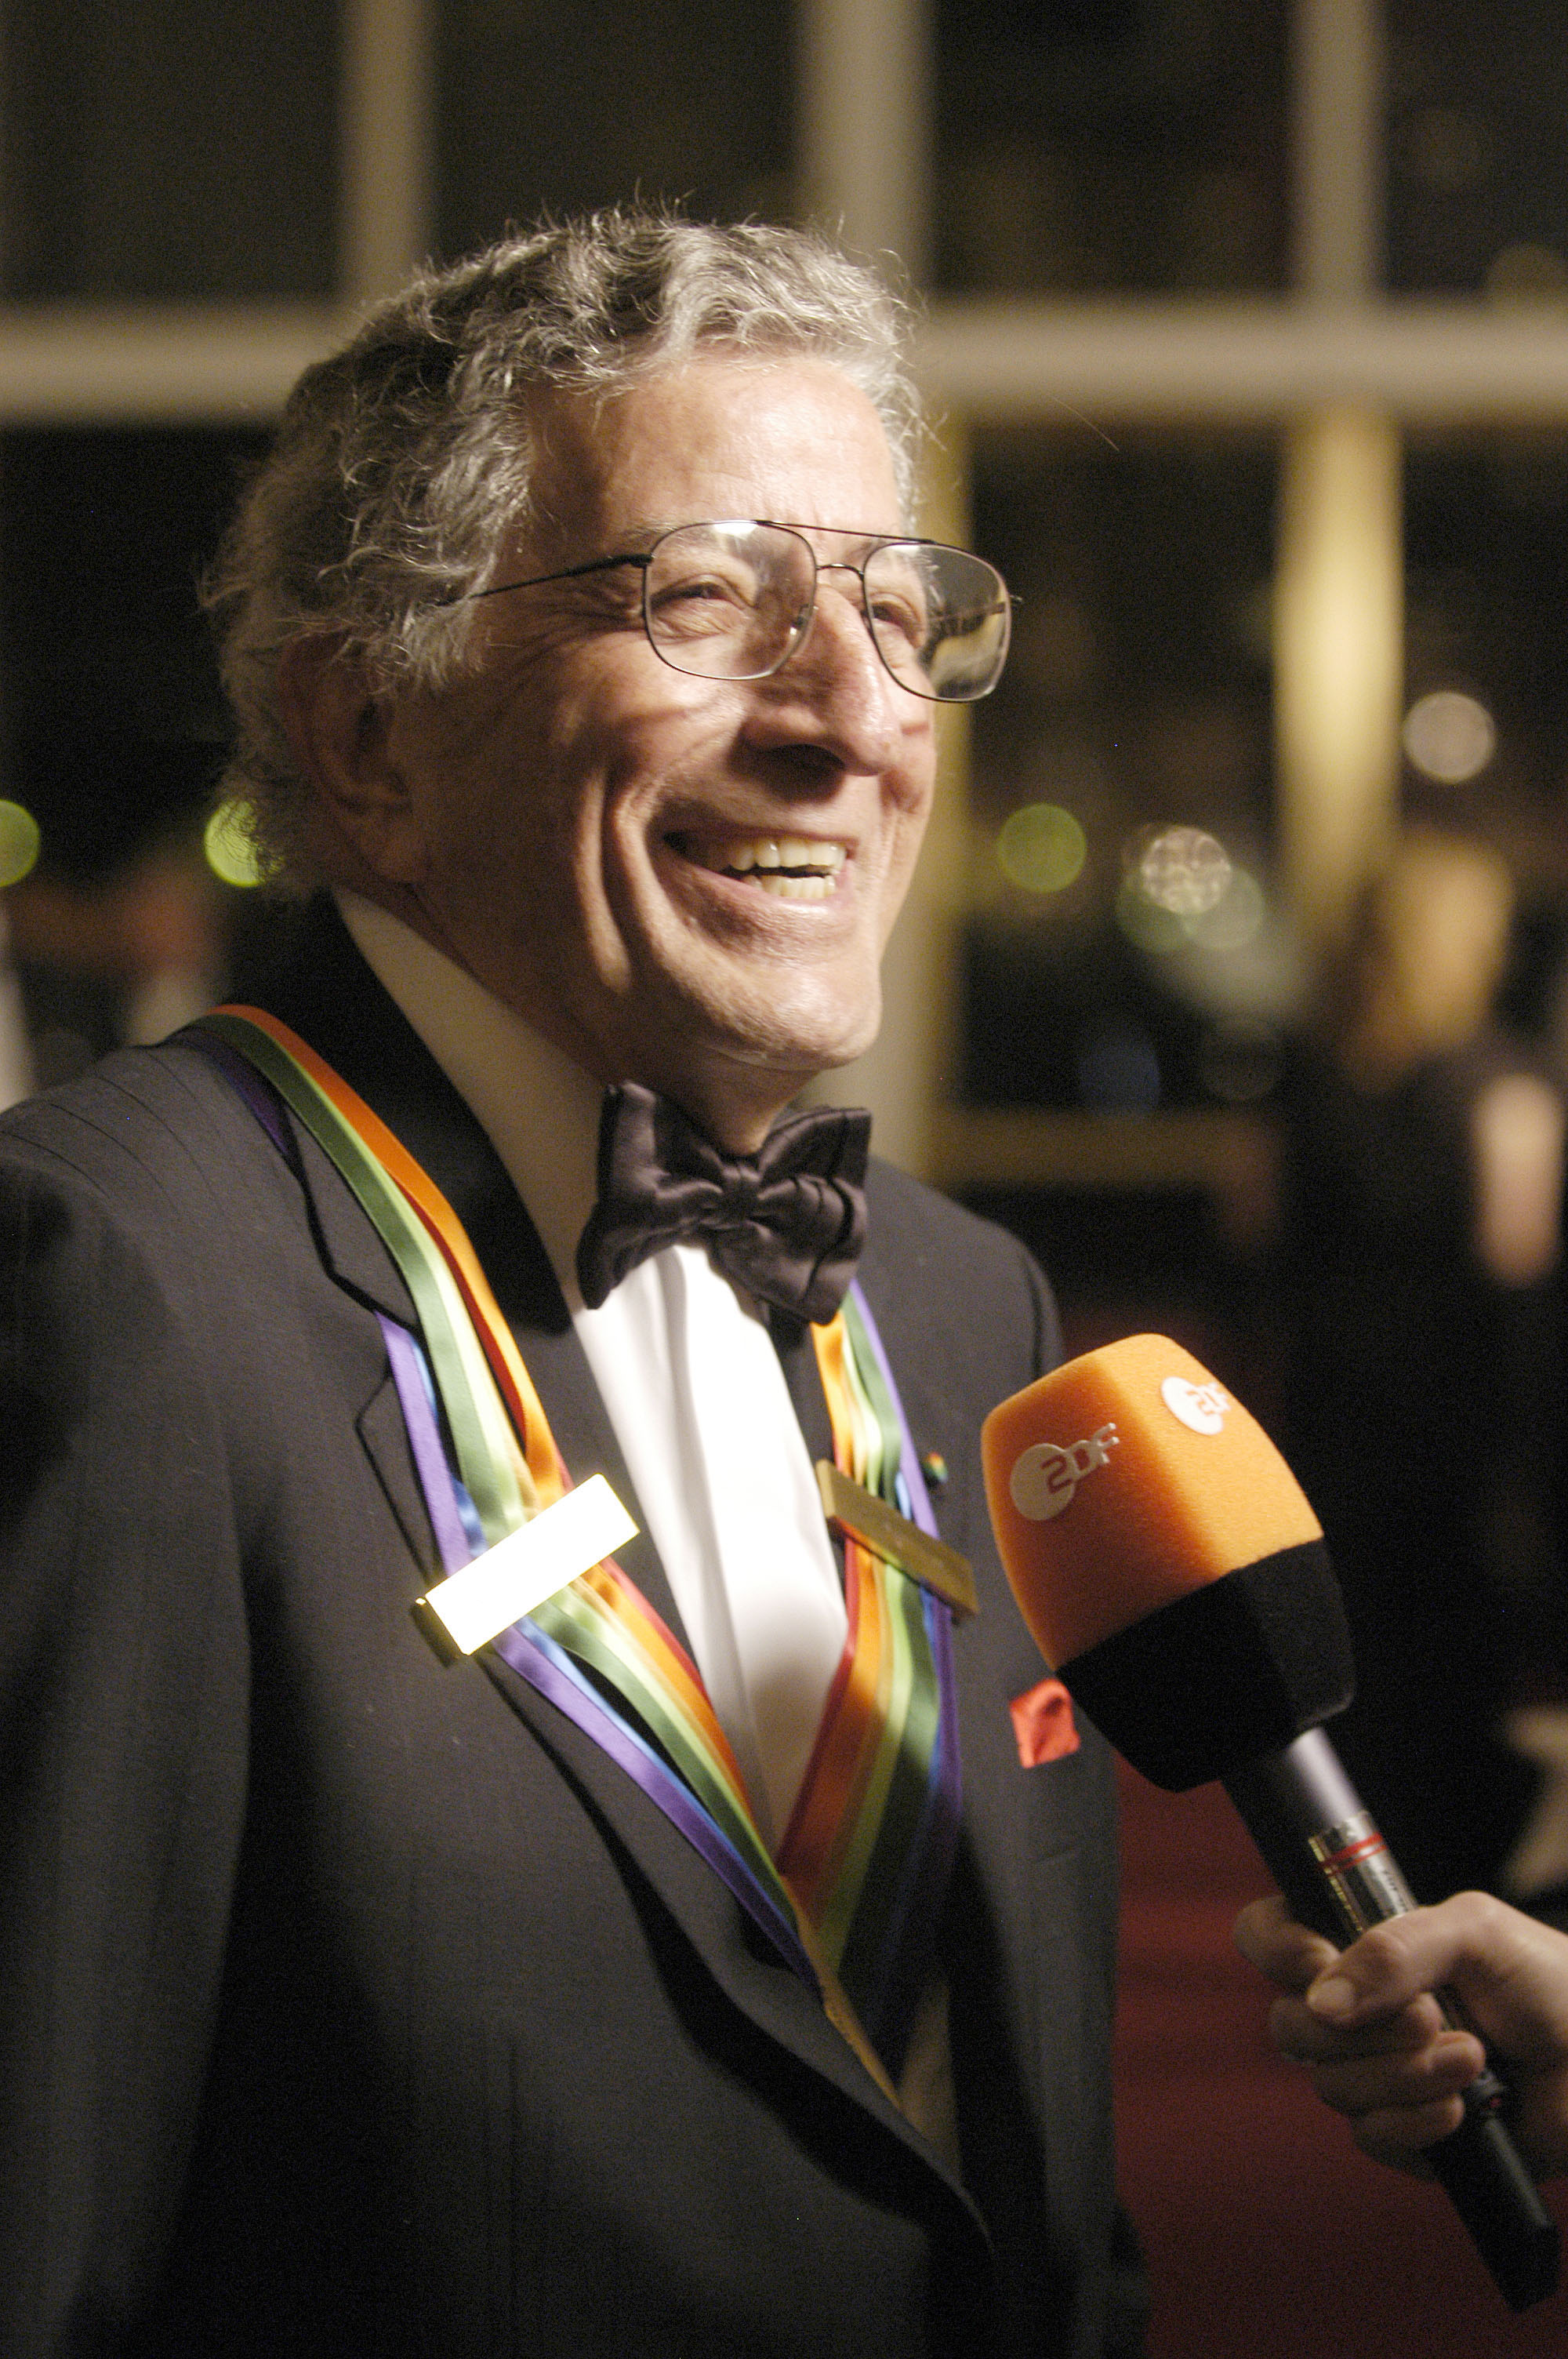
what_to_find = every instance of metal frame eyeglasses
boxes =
[463,518,1013,703]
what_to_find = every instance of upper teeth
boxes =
[689,835,847,876]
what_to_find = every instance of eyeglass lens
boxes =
[642,523,1009,703]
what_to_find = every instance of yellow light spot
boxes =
[996,803,1087,894]
[204,800,265,888]
[0,800,41,887]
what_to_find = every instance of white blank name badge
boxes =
[416,1475,637,1657]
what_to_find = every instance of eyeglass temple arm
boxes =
[466,552,652,603]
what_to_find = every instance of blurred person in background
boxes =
[1278,823,1568,1909]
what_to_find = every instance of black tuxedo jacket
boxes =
[0,901,1136,2358]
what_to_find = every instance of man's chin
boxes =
[633,1009,877,1145]
[717,1002,880,1085]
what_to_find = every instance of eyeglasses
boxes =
[466,518,1013,703]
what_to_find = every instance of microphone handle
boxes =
[1226,1728,1559,2313]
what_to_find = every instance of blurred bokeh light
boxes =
[1133,825,1232,915]
[996,801,1088,894]
[203,801,264,889]
[1401,689,1497,783]
[0,801,42,888]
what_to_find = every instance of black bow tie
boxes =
[575,1082,870,1325]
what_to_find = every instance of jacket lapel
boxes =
[247,896,689,1637]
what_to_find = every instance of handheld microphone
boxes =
[981,1333,1559,2312]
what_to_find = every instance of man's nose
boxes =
[753,572,909,772]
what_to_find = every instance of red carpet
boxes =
[1113,1760,1568,2357]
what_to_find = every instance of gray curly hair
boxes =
[205,209,924,885]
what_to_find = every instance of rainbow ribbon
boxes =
[196,1008,960,2086]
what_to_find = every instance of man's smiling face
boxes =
[368,355,936,1146]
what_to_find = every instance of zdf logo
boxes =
[1160,1376,1229,1435]
[1009,1423,1120,1521]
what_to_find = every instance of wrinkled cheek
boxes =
[564,868,635,998]
[878,820,929,944]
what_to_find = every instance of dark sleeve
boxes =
[0,1134,251,2357]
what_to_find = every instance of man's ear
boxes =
[275,635,427,886]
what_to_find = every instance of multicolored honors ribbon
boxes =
[784,1298,963,2074]
[195,1006,963,2088]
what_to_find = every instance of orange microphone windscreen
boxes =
[982,1332,1323,1672]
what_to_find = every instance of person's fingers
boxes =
[1350,2099,1468,2172]
[1232,1892,1338,1994]
[1268,1986,1457,2066]
[1299,1895,1568,2059]
[1293,2030,1487,2120]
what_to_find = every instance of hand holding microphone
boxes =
[981,1334,1560,2311]
[1236,1890,1568,2185]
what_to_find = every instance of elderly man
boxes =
[0,215,1138,2357]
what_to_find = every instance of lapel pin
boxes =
[815,1460,978,1619]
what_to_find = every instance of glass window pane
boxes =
[0,426,268,873]
[964,431,1279,1109]
[932,0,1290,295]
[1387,0,1568,295]
[1,0,339,300]
[436,0,793,257]
[1403,434,1568,854]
